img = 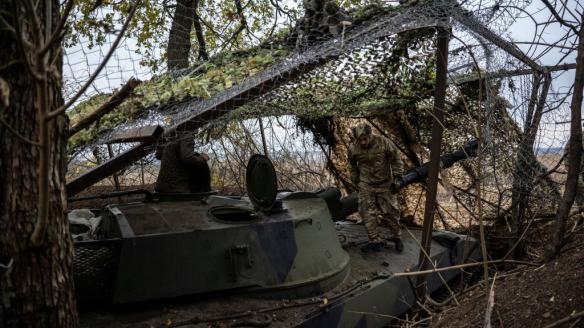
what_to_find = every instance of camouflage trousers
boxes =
[358,186,401,243]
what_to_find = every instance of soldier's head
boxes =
[352,123,372,149]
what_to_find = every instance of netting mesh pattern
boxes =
[62,0,578,228]
[73,240,121,302]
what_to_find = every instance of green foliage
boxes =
[67,92,136,150]
[67,46,290,152]
[67,94,110,149]
[131,47,290,107]
[66,0,172,70]
[65,1,432,152]
[66,0,303,71]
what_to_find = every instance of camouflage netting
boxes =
[64,0,577,231]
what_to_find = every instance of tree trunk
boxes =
[509,73,550,258]
[545,18,584,260]
[192,0,208,60]
[0,1,79,327]
[167,0,195,70]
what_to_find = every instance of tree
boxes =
[0,0,79,326]
[66,0,305,72]
[546,12,584,260]
[168,0,196,70]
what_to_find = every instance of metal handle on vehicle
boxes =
[295,218,313,228]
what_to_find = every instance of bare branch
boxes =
[68,77,142,136]
[22,0,43,47]
[38,0,74,57]
[0,10,16,34]
[12,4,43,80]
[0,114,41,146]
[543,310,584,328]
[193,0,208,60]
[540,0,579,34]
[47,0,142,120]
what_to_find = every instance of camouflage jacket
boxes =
[348,135,404,188]
[155,138,207,193]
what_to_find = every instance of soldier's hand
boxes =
[390,183,399,194]
[390,176,403,193]
[201,153,210,161]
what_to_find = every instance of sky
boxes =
[506,0,580,149]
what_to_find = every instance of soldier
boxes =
[348,123,404,252]
[155,132,211,193]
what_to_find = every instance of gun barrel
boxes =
[339,140,478,218]
[398,139,478,188]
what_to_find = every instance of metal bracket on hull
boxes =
[227,244,254,282]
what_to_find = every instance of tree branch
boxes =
[225,0,247,47]
[543,310,584,328]
[47,0,141,120]
[68,77,142,137]
[12,3,43,81]
[540,0,579,35]
[192,0,208,60]
[38,0,74,57]
[0,114,41,146]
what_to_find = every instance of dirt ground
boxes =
[431,223,584,328]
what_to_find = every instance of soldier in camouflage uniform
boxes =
[348,123,405,252]
[155,133,211,193]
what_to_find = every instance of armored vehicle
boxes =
[73,148,479,327]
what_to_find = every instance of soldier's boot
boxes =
[394,238,404,253]
[360,240,386,252]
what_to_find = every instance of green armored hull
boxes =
[74,154,479,327]
[75,192,350,304]
[74,155,350,304]
[78,225,478,327]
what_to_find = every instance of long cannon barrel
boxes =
[338,139,478,219]
[394,139,478,189]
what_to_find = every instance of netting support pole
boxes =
[452,4,541,72]
[258,117,269,157]
[106,143,123,203]
[415,26,450,299]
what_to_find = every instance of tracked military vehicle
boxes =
[73,142,480,327]
[74,154,350,304]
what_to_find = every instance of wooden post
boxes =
[258,117,269,157]
[106,143,122,192]
[415,27,450,298]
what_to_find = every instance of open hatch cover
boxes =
[246,154,277,212]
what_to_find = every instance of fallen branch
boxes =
[543,310,584,328]
[68,77,142,137]
[483,273,497,328]
[392,259,539,278]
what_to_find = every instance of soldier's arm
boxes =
[179,138,207,168]
[386,138,404,177]
[348,146,360,186]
